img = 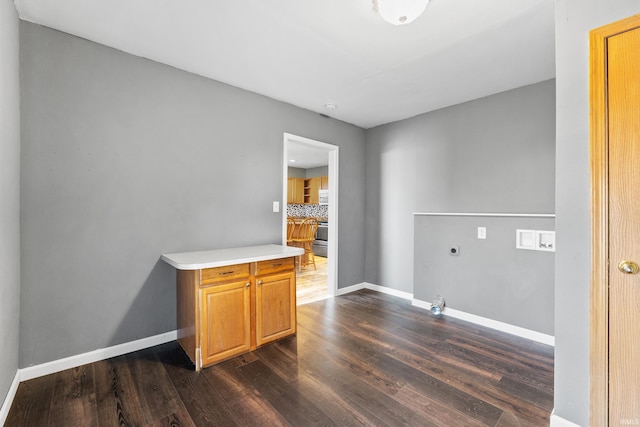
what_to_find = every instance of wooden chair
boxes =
[286,217,296,246]
[291,218,318,271]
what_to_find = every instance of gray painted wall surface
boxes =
[414,215,554,335]
[554,2,640,424]
[0,0,21,409]
[287,167,306,179]
[287,166,329,178]
[19,22,365,367]
[365,80,556,293]
[305,166,329,178]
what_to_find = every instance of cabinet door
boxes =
[287,178,295,204]
[200,280,251,367]
[288,178,304,204]
[311,177,321,204]
[321,176,329,190]
[255,271,296,346]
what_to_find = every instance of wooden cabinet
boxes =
[288,176,327,204]
[321,175,329,190]
[176,257,297,370]
[255,258,296,346]
[200,279,251,367]
[287,178,304,204]
[304,177,321,204]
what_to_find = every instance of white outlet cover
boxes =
[273,201,279,212]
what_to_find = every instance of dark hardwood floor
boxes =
[5,290,554,426]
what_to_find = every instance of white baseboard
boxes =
[20,330,177,382]
[338,282,414,301]
[0,370,21,426]
[336,282,368,295]
[0,331,177,422]
[413,298,555,346]
[338,283,554,347]
[550,410,584,427]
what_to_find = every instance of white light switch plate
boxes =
[273,201,279,212]
[477,227,486,239]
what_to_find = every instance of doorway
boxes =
[590,13,640,425]
[282,133,338,304]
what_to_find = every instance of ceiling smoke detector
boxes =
[372,0,430,25]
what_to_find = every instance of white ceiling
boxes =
[287,140,332,170]
[14,0,555,131]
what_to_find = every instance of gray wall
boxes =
[0,0,21,410]
[19,22,366,367]
[554,2,640,424]
[287,167,306,179]
[365,80,556,293]
[414,215,555,335]
[305,166,329,178]
[287,166,328,178]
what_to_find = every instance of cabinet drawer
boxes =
[201,264,250,285]
[254,257,295,276]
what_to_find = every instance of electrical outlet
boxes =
[272,201,279,212]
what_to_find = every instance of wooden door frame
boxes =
[590,13,640,426]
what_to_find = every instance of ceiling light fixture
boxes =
[372,0,430,25]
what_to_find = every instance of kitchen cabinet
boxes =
[255,258,297,346]
[290,176,327,204]
[288,178,304,204]
[321,175,329,190]
[304,177,321,204]
[200,276,251,367]
[162,245,303,371]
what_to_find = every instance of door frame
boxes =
[589,13,640,425]
[282,132,339,298]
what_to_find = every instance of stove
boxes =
[313,222,328,257]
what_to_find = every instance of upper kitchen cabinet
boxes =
[287,178,304,204]
[304,177,321,204]
[288,175,328,204]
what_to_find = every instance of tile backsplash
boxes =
[287,204,328,219]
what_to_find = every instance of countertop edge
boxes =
[161,244,304,270]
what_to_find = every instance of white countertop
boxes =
[161,244,304,270]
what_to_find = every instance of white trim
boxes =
[413,299,555,346]
[337,282,414,301]
[336,282,368,295]
[283,133,339,299]
[365,282,413,300]
[412,298,432,311]
[0,370,21,426]
[550,410,584,427]
[413,212,556,218]
[19,330,177,381]
[337,284,554,346]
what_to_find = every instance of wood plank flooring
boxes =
[5,290,554,426]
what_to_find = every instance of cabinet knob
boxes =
[257,280,263,285]
[245,282,250,288]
